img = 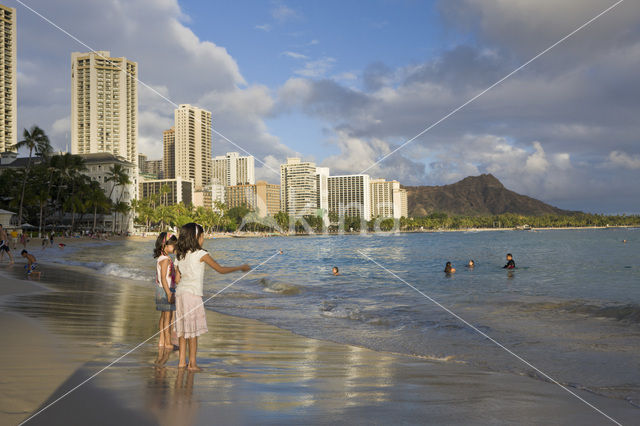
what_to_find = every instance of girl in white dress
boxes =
[174,223,250,370]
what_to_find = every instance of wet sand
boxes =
[1,259,638,425]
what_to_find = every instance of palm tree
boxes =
[105,164,131,232]
[12,126,51,226]
[85,181,110,232]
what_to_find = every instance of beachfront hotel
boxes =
[174,104,212,190]
[139,177,194,206]
[144,159,163,179]
[162,126,175,179]
[79,152,137,231]
[70,51,138,167]
[225,181,280,217]
[370,178,408,219]
[280,158,319,217]
[327,174,372,221]
[212,152,255,186]
[0,4,16,154]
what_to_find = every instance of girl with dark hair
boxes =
[174,223,250,370]
[154,232,179,348]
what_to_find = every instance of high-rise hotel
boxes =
[174,104,211,190]
[163,126,175,179]
[280,158,319,217]
[71,51,138,165]
[0,4,16,153]
[212,152,255,186]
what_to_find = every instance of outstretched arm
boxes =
[201,254,250,274]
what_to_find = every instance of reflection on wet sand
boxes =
[3,263,639,425]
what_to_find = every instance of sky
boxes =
[8,0,640,213]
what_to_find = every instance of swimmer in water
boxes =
[332,266,339,276]
[444,262,456,274]
[503,253,515,269]
[467,259,475,268]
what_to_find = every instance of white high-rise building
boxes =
[174,104,211,190]
[280,158,318,217]
[315,167,329,222]
[370,178,408,219]
[163,127,175,179]
[328,174,371,221]
[212,152,255,186]
[71,51,138,165]
[0,4,16,153]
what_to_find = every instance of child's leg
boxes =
[187,337,201,371]
[178,336,187,367]
[162,312,172,347]
[158,313,165,346]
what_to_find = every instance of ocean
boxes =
[48,228,640,406]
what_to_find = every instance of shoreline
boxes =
[1,254,639,424]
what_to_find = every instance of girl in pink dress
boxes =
[174,223,250,370]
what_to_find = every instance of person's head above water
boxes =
[444,262,456,273]
[332,266,339,276]
[468,260,475,267]
[176,223,205,260]
[506,253,513,260]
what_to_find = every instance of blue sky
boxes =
[10,0,640,212]
[178,0,466,161]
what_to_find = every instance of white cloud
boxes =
[255,23,272,32]
[271,2,300,23]
[605,151,640,170]
[281,51,308,60]
[294,57,336,78]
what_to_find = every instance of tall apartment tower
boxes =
[71,51,138,164]
[280,158,318,217]
[370,179,408,219]
[174,104,211,190]
[0,4,16,153]
[163,127,175,179]
[212,152,255,186]
[327,174,371,221]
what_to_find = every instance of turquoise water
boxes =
[60,228,640,405]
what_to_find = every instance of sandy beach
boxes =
[0,239,638,425]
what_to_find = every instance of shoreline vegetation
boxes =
[1,131,638,237]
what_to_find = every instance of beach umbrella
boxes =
[21,223,37,229]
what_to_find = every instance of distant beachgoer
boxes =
[622,240,627,244]
[58,243,66,249]
[332,266,339,276]
[154,232,179,349]
[10,229,18,249]
[20,232,27,250]
[42,237,48,250]
[444,262,456,274]
[279,250,283,255]
[21,250,41,278]
[174,223,250,371]
[0,224,14,264]
[467,260,475,268]
[503,253,516,269]
[49,232,54,247]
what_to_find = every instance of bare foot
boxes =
[178,364,188,369]
[187,365,202,372]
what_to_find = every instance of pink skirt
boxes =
[174,292,208,339]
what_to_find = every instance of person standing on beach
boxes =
[174,223,250,371]
[154,232,179,349]
[0,224,15,264]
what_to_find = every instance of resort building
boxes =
[315,167,329,222]
[327,174,371,221]
[71,51,138,166]
[225,181,280,217]
[139,177,193,206]
[0,4,16,153]
[370,179,408,219]
[163,127,175,179]
[212,152,255,186]
[79,152,137,231]
[174,104,211,190]
[144,159,163,178]
[280,158,318,217]
[137,153,147,170]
